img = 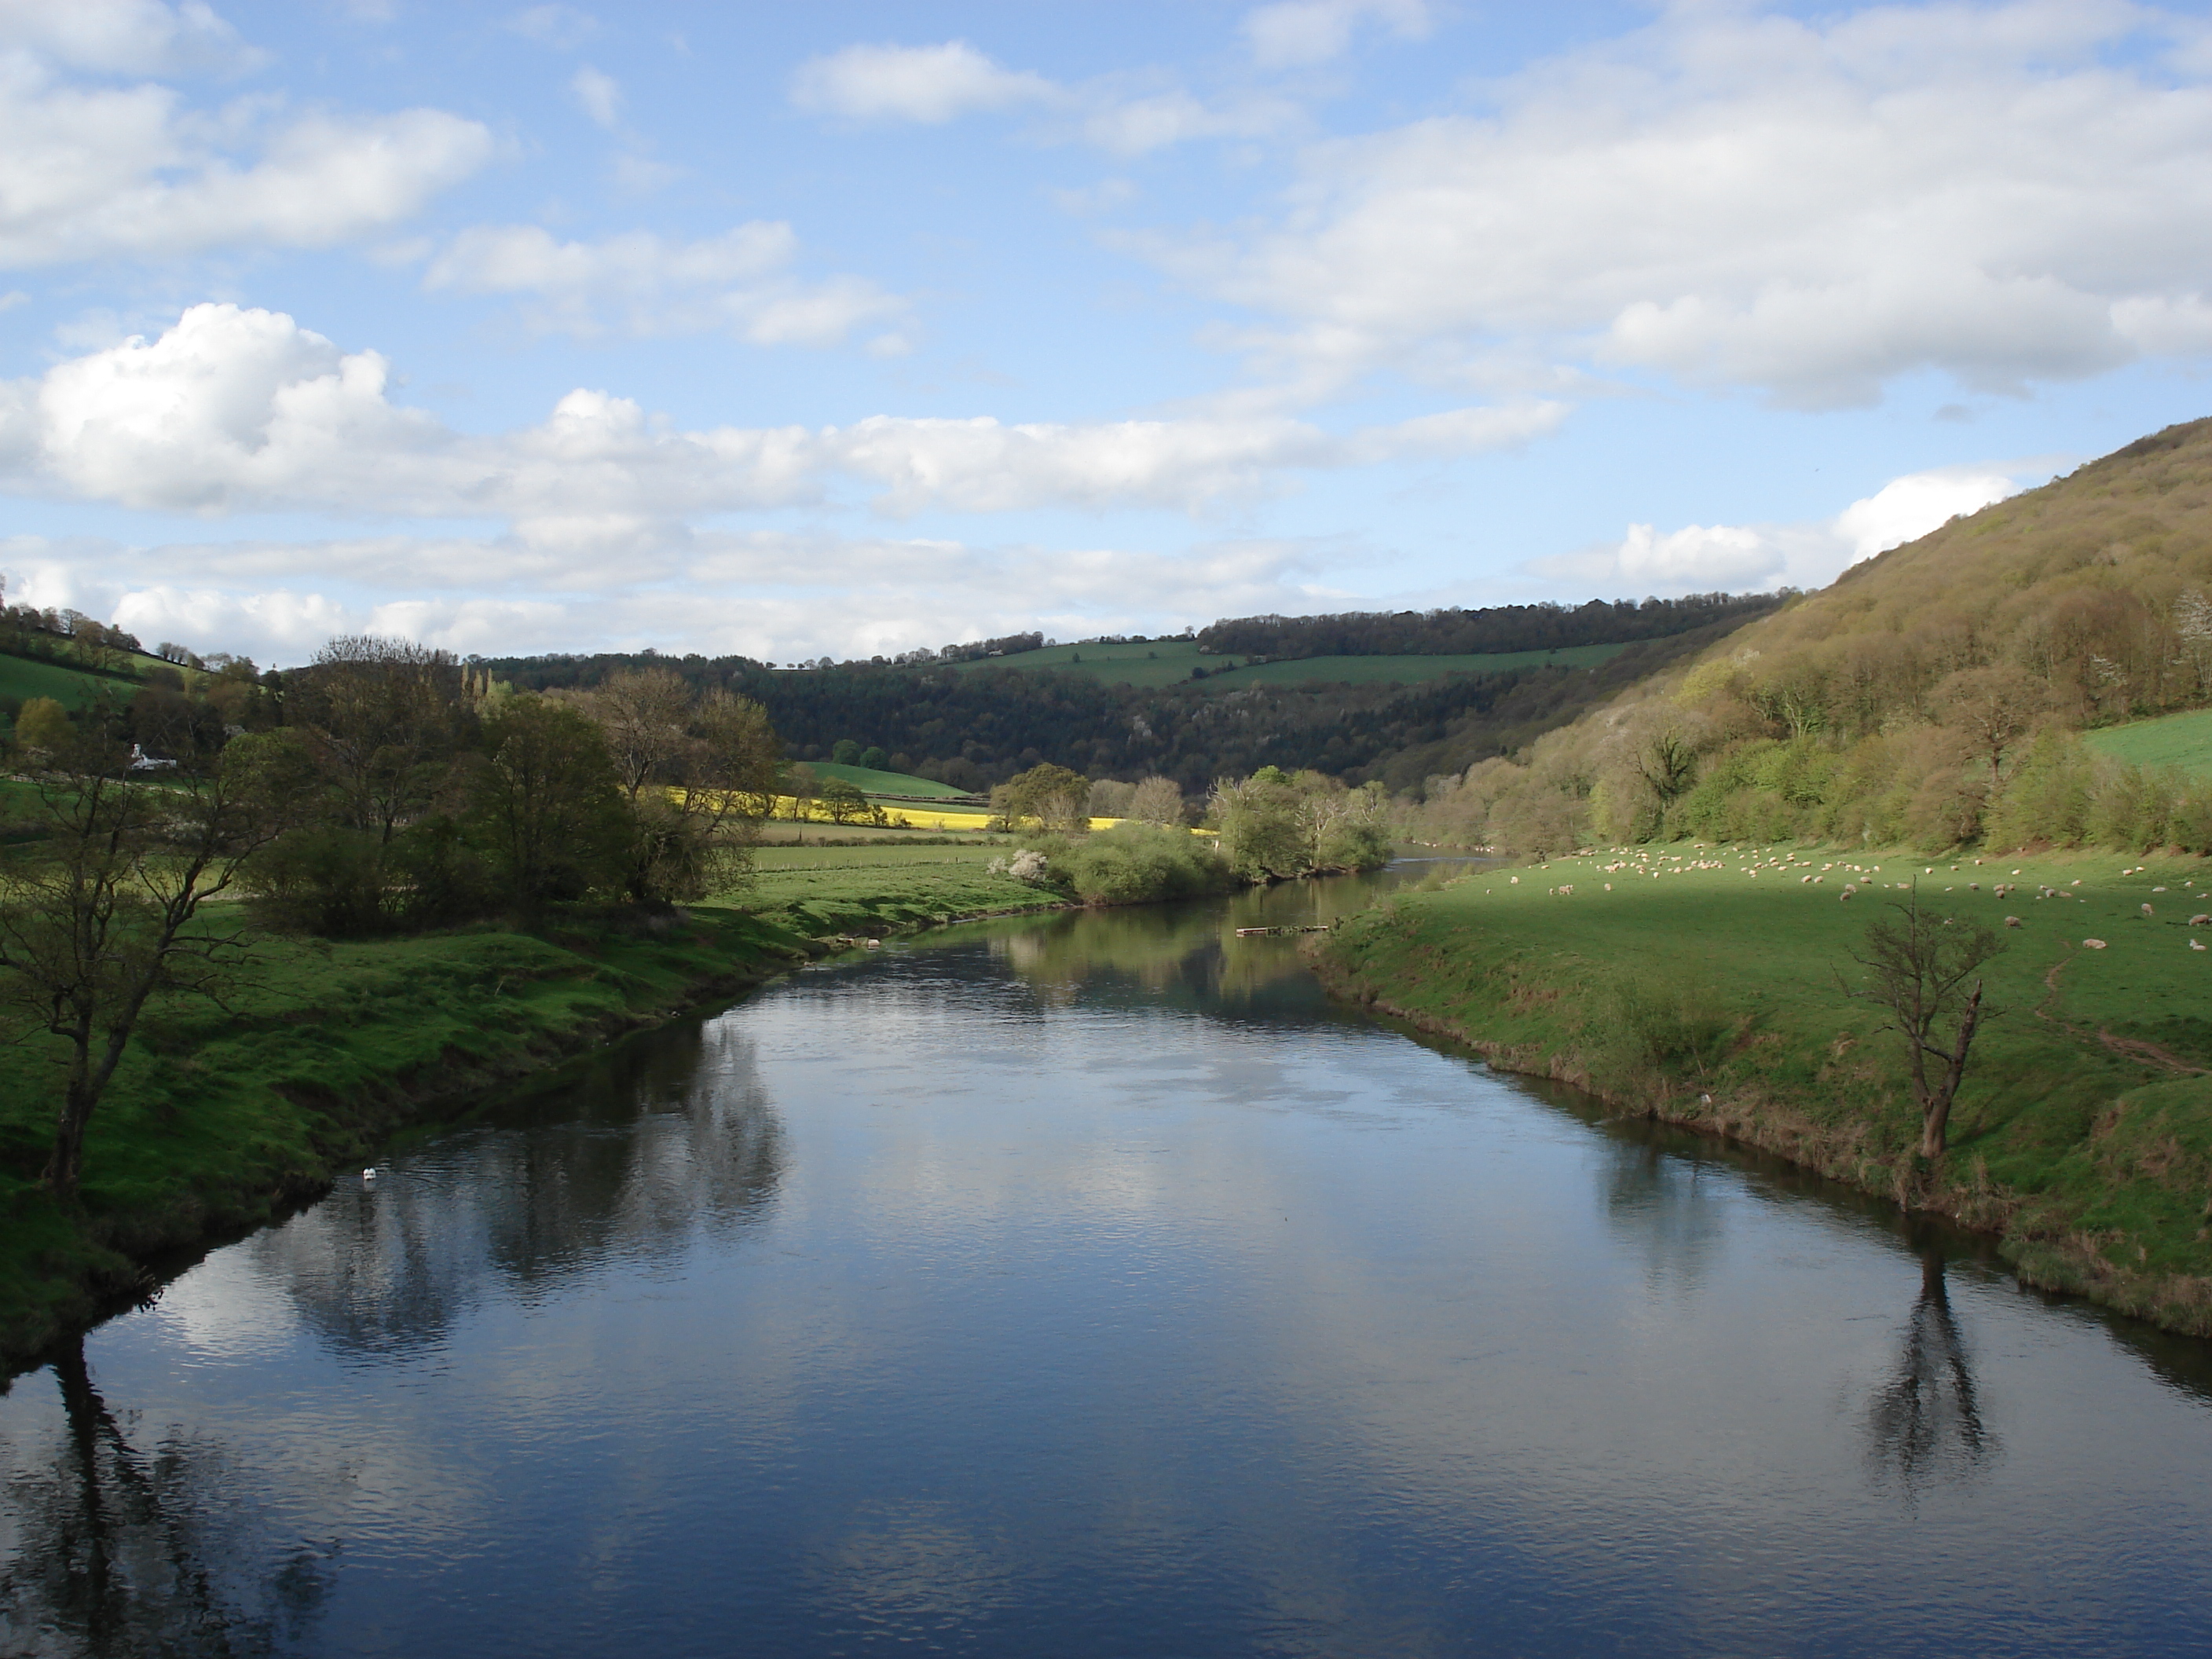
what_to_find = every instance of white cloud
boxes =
[570,63,620,130]
[1529,462,2042,598]
[1158,3,2212,405]
[0,0,262,76]
[1242,0,1432,69]
[504,4,595,51]
[0,55,493,267]
[0,304,1558,520]
[790,39,1295,156]
[422,222,905,345]
[789,41,1057,124]
[2,524,1346,666]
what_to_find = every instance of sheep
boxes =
[2193,939,2207,952]
[2192,914,2212,927]
[2005,916,2023,928]
[2083,939,2108,950]
[1840,884,1858,900]
[2143,903,2155,917]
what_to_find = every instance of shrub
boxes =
[1051,823,1234,906]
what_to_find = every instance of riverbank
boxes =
[0,849,1067,1372]
[1312,843,2212,1335]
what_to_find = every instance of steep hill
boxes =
[1415,417,2212,853]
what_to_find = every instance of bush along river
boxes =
[4,862,2211,1657]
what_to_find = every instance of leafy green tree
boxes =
[0,728,310,1198]
[859,745,888,771]
[990,763,1090,832]
[831,738,862,766]
[819,778,870,824]
[467,697,629,908]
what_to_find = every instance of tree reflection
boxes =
[0,1340,331,1655]
[1601,1139,1724,1292]
[244,1019,786,1359]
[1864,1246,1998,1499]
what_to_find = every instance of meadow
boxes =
[936,635,1629,690]
[802,760,974,797]
[1318,841,2212,1331]
[0,652,141,710]
[2084,709,2212,775]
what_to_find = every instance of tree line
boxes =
[1193,592,1785,661]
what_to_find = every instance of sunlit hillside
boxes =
[1415,419,2212,854]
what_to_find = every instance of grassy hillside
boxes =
[941,635,1630,690]
[801,760,975,797]
[1415,416,2212,855]
[2083,709,2212,775]
[0,650,140,710]
[1318,841,2212,1331]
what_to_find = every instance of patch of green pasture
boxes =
[0,651,136,710]
[802,760,975,797]
[1328,839,2212,1290]
[738,847,1054,935]
[2083,709,2212,775]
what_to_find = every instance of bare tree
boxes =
[1843,891,2005,1159]
[1933,664,2046,784]
[284,635,470,841]
[1126,775,1185,827]
[0,727,307,1198]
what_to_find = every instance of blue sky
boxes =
[3,0,2211,665]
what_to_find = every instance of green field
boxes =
[801,760,975,797]
[2084,709,2212,775]
[1320,841,2212,1331]
[742,844,1053,932]
[936,635,1629,690]
[0,651,140,710]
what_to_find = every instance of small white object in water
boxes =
[362,1167,378,1181]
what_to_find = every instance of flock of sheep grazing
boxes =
[1522,844,2212,952]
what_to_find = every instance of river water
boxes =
[5,867,2212,1657]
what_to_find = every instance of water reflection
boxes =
[246,1020,785,1359]
[0,1341,333,1655]
[1602,1137,1726,1294]
[1864,1244,1998,1500]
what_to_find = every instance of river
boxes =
[5,867,2212,1657]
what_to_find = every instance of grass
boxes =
[0,651,140,711]
[932,635,1631,690]
[802,760,975,798]
[1316,840,2212,1334]
[2083,709,2212,775]
[0,844,1071,1370]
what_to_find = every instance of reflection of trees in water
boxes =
[1864,1247,1998,1500]
[247,1020,786,1358]
[0,1340,332,1656]
[1602,1139,1726,1291]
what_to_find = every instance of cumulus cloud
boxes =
[0,0,262,76]
[789,41,1057,124]
[2,524,1346,665]
[423,222,905,345]
[1529,463,2040,597]
[0,54,493,267]
[1242,0,1432,69]
[0,303,1558,520]
[1157,2,2212,405]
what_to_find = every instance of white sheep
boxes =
[2005,916,2023,928]
[2142,903,2155,917]
[2192,914,2212,927]
[1840,884,1858,900]
[2083,939,2108,950]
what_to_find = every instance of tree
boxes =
[467,697,629,908]
[0,727,308,1198]
[831,738,862,766]
[1209,767,1304,881]
[1844,892,2005,1158]
[15,696,71,758]
[990,763,1090,833]
[819,778,870,824]
[859,745,888,771]
[1127,776,1185,826]
[285,635,471,841]
[1934,664,2046,783]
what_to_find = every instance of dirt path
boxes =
[2037,950,2207,1076]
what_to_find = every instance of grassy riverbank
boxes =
[0,845,1062,1371]
[1313,843,2212,1334]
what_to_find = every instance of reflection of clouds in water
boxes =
[816,1500,1020,1630]
[146,1248,301,1361]
[1602,1140,1727,1295]
[239,1022,786,1361]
